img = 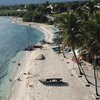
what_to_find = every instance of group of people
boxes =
[23,39,51,51]
[24,45,34,51]
[40,39,51,45]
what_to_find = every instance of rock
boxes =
[9,79,12,81]
[35,54,45,60]
[12,61,16,63]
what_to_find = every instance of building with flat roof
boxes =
[95,3,100,9]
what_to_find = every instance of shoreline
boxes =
[8,17,58,100]
[11,17,59,43]
[8,49,41,100]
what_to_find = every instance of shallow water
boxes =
[0,17,44,99]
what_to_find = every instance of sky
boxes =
[0,0,88,5]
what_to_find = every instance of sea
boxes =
[0,0,87,6]
[0,17,44,100]
[0,0,67,5]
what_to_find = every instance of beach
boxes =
[8,18,59,100]
[8,18,96,100]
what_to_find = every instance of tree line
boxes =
[0,1,93,23]
[54,1,100,97]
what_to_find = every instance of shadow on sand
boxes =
[39,80,69,87]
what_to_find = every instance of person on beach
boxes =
[18,78,21,81]
[18,63,20,66]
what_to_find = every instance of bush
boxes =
[23,12,33,22]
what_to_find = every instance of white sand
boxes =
[9,46,94,100]
[8,18,95,100]
[8,18,56,100]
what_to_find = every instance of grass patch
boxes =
[50,12,68,17]
[95,66,100,71]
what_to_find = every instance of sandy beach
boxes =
[8,18,96,100]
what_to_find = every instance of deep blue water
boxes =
[0,0,87,5]
[0,17,44,99]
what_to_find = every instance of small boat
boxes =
[39,78,62,84]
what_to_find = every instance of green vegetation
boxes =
[95,66,100,70]
[0,10,27,17]
[23,11,48,23]
[0,1,89,23]
[23,12,33,22]
[54,1,100,96]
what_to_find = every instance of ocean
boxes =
[0,0,87,5]
[0,0,67,5]
[0,17,44,100]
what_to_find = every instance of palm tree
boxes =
[54,4,92,84]
[62,12,93,84]
[84,13,100,96]
[77,0,100,94]
[54,1,100,96]
[58,12,83,75]
[81,1,100,96]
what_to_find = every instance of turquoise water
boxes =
[0,17,44,100]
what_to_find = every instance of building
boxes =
[95,3,100,9]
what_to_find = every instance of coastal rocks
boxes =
[35,54,45,60]
[23,45,43,51]
[12,61,16,63]
[24,46,34,51]
[40,39,51,45]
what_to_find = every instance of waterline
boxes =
[0,17,44,100]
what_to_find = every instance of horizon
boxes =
[0,0,88,6]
